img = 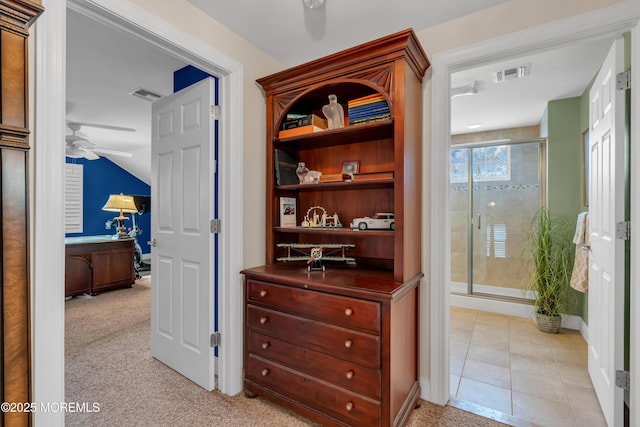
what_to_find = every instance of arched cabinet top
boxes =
[257,29,429,94]
[272,79,392,134]
[258,29,429,137]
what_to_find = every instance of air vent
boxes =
[493,64,530,83]
[129,87,162,102]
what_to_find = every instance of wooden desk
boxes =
[65,236,135,297]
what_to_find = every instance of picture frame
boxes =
[341,160,360,176]
[279,197,297,227]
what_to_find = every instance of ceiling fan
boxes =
[65,122,135,160]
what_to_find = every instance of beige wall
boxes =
[416,0,627,58]
[129,0,284,269]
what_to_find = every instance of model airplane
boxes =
[276,242,356,271]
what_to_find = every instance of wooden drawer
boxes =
[247,279,381,334]
[247,354,380,426]
[247,305,380,369]
[248,330,381,399]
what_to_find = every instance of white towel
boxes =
[573,211,588,244]
[570,212,589,293]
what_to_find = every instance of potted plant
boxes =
[526,207,573,333]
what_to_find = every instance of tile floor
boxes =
[450,306,608,427]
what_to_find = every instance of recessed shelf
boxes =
[275,120,393,148]
[276,178,394,192]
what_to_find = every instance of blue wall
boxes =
[174,65,213,92]
[65,157,151,254]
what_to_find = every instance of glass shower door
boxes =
[451,140,543,300]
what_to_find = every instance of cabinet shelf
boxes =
[276,178,394,192]
[275,120,393,148]
[274,226,394,237]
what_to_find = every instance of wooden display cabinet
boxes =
[242,29,429,427]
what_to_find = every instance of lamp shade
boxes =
[102,193,138,213]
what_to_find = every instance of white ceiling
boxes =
[66,2,616,183]
[66,8,188,183]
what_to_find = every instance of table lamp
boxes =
[102,193,138,238]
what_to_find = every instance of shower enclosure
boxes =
[450,138,545,301]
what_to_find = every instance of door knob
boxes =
[147,238,157,247]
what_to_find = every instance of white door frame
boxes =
[630,21,640,427]
[428,3,640,425]
[32,1,244,425]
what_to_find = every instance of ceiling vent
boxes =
[493,64,530,83]
[129,87,162,102]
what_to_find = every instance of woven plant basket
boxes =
[536,312,561,334]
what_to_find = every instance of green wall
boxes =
[542,96,586,318]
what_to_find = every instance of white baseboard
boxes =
[419,377,432,402]
[450,281,536,300]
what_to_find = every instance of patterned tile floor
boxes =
[450,307,607,426]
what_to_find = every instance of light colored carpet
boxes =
[65,277,509,426]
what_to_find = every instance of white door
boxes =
[150,78,217,390]
[588,37,625,426]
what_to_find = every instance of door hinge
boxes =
[617,70,631,90]
[210,219,221,234]
[210,331,221,347]
[616,221,630,240]
[616,369,630,391]
[210,105,221,120]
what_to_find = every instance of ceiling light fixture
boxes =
[451,81,479,98]
[302,0,326,9]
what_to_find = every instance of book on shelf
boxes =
[319,173,352,183]
[278,125,326,139]
[281,114,327,130]
[348,93,385,107]
[352,171,394,181]
[349,113,392,126]
[348,107,391,120]
[348,100,389,113]
[279,197,297,228]
[274,149,298,185]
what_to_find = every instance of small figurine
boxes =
[301,206,343,228]
[322,94,345,129]
[304,170,322,184]
[296,162,309,184]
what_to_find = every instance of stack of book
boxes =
[278,113,327,138]
[347,94,391,126]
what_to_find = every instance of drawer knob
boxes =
[344,339,353,348]
[259,290,268,297]
[345,402,354,412]
[345,308,353,316]
[346,370,354,380]
[260,316,268,324]
[261,368,269,377]
[262,341,270,349]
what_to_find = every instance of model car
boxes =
[350,212,394,230]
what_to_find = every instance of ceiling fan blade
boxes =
[67,121,136,132]
[66,146,100,160]
[82,149,100,160]
[90,147,133,158]
[66,135,93,146]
